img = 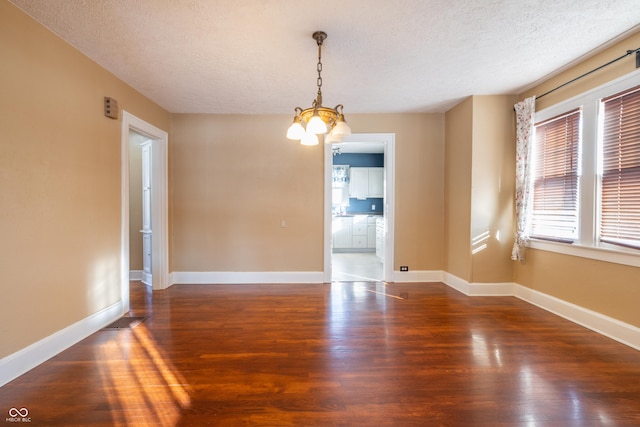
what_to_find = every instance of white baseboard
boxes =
[173,270,444,285]
[442,272,469,294]
[443,272,516,296]
[129,270,143,281]
[514,285,640,351]
[443,272,640,351]
[0,301,124,387]
[171,271,324,285]
[393,270,444,282]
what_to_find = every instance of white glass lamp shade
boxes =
[331,116,351,137]
[306,114,328,134]
[286,120,306,140]
[325,130,341,144]
[301,132,319,146]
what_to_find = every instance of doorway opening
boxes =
[121,112,169,313]
[324,133,395,283]
[128,131,152,285]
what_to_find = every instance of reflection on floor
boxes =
[332,252,383,282]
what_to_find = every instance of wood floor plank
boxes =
[1,281,640,425]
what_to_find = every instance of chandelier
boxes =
[286,31,351,146]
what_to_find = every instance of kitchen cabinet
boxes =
[349,167,384,199]
[332,216,353,249]
[368,167,384,198]
[367,217,377,249]
[332,215,381,251]
[352,216,368,248]
[376,217,385,259]
[349,168,369,199]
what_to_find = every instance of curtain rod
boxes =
[536,47,640,100]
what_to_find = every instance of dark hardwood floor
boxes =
[1,281,640,426]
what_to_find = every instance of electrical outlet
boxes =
[400,266,409,272]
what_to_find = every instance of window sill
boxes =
[528,239,640,268]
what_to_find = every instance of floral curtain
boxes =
[511,96,536,262]
[332,165,350,183]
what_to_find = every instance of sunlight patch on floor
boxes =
[97,325,191,426]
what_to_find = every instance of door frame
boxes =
[121,112,169,310]
[324,133,396,282]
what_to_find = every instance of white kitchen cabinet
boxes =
[352,216,368,235]
[352,216,368,248]
[349,167,384,199]
[376,217,385,259]
[333,215,381,251]
[349,168,369,199]
[368,167,384,197]
[367,217,377,249]
[332,216,353,249]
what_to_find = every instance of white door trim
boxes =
[121,112,169,308]
[324,133,396,282]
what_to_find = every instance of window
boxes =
[600,86,640,249]
[529,70,640,266]
[531,109,581,241]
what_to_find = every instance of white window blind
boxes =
[531,109,581,241]
[600,85,640,249]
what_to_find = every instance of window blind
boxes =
[531,109,581,241]
[600,85,640,249]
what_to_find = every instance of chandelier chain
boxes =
[316,42,323,94]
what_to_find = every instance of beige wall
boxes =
[349,114,445,271]
[516,251,640,326]
[170,114,325,272]
[445,98,473,281]
[470,95,516,283]
[170,113,445,273]
[526,31,640,112]
[517,31,640,327]
[0,1,170,358]
[444,96,516,283]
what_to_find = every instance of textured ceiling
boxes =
[9,0,640,114]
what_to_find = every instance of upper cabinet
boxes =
[349,167,384,199]
[349,168,369,199]
[368,167,384,198]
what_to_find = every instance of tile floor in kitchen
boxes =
[331,252,383,282]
